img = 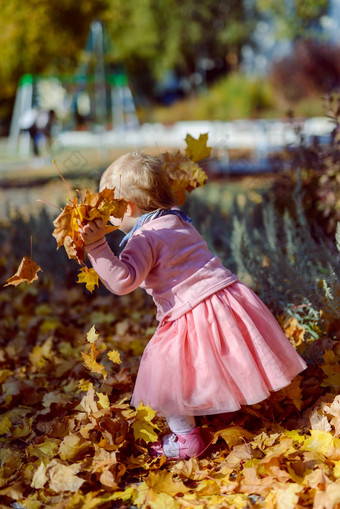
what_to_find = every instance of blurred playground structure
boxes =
[8,21,139,158]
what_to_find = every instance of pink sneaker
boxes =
[149,427,206,460]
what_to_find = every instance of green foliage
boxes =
[150,72,277,122]
[104,0,254,79]
[0,0,107,101]
[198,72,276,119]
[0,0,254,117]
[255,0,329,39]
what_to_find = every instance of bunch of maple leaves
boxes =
[1,134,340,508]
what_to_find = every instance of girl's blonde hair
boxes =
[100,152,176,212]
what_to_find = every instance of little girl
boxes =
[80,152,307,460]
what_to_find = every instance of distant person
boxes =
[42,109,56,149]
[20,108,56,156]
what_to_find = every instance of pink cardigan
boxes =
[85,214,238,323]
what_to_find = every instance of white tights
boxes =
[166,415,196,435]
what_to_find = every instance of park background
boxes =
[0,1,340,508]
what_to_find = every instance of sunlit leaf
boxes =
[4,257,42,287]
[108,349,121,365]
[86,325,100,344]
[77,267,99,293]
[82,343,107,380]
[185,133,211,162]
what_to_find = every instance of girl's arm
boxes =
[83,227,154,295]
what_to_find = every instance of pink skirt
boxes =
[131,282,307,417]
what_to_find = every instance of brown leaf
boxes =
[4,257,42,287]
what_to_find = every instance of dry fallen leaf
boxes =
[4,256,42,287]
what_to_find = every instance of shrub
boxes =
[273,94,340,236]
[270,39,340,103]
[150,72,276,122]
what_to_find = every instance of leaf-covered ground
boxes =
[1,230,339,509]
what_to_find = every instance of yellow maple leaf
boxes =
[334,461,340,478]
[134,470,189,507]
[29,336,54,371]
[313,479,340,509]
[77,267,99,293]
[302,430,335,455]
[87,325,100,343]
[110,486,138,503]
[82,343,107,380]
[323,395,340,436]
[146,470,190,495]
[0,415,12,435]
[132,402,158,444]
[80,385,99,414]
[108,349,121,365]
[271,484,303,509]
[213,425,254,449]
[4,257,42,287]
[52,200,78,248]
[78,379,94,392]
[96,392,110,409]
[185,133,211,162]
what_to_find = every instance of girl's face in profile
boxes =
[109,202,142,234]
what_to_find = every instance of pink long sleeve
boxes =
[84,215,238,322]
[84,234,154,295]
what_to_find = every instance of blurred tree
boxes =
[0,0,108,121]
[254,0,329,39]
[0,0,255,122]
[103,0,255,96]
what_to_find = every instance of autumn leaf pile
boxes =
[1,135,340,508]
[1,263,339,509]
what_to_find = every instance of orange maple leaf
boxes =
[52,188,128,264]
[4,257,42,287]
[82,343,107,380]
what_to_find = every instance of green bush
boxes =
[150,72,277,122]
[197,72,277,120]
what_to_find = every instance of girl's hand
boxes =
[79,218,106,245]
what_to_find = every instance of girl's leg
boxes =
[166,415,196,435]
[149,414,205,459]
